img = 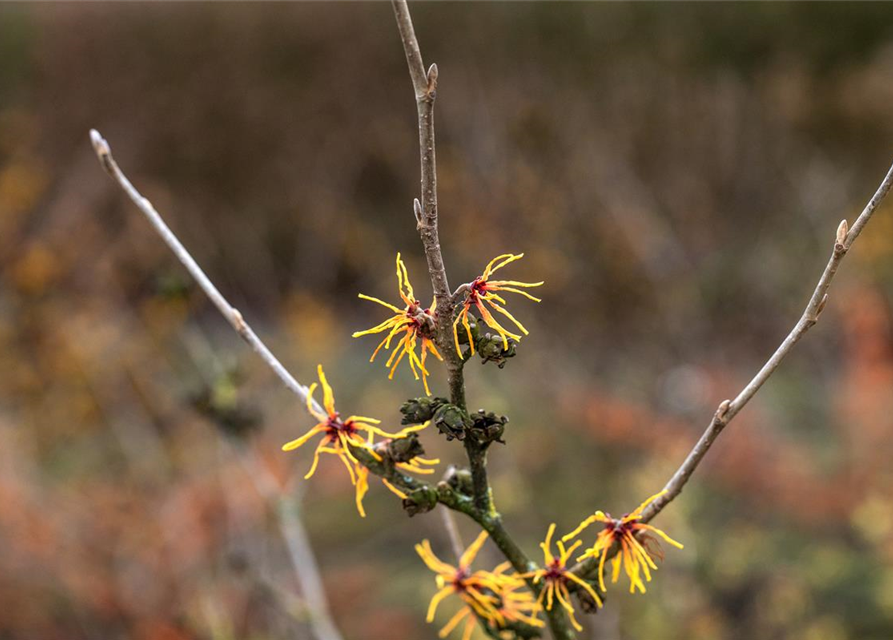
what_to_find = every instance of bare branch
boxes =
[572,159,893,580]
[391,1,466,409]
[440,505,465,562]
[237,449,345,640]
[89,129,324,417]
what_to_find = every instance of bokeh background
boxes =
[3,3,893,639]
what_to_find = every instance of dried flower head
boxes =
[520,523,602,632]
[453,253,543,357]
[281,365,425,516]
[562,491,683,594]
[354,253,443,395]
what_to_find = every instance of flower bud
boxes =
[433,404,473,441]
[476,331,517,368]
[400,396,448,425]
[443,465,474,496]
[468,409,508,445]
[402,486,438,516]
[387,433,427,463]
[576,581,606,614]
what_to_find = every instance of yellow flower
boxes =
[490,562,545,630]
[416,531,524,640]
[562,491,684,594]
[520,524,602,632]
[452,253,543,357]
[354,253,443,395]
[281,365,425,517]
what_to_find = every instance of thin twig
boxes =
[89,130,323,417]
[440,505,465,562]
[390,0,465,410]
[238,449,345,640]
[571,159,893,580]
[391,4,572,639]
[89,128,458,506]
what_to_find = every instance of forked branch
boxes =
[571,160,893,581]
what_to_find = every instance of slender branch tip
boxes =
[89,129,109,157]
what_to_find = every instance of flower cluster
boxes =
[354,253,442,395]
[417,531,543,640]
[452,253,543,357]
[563,491,683,594]
[281,251,686,634]
[520,524,602,632]
[280,365,427,516]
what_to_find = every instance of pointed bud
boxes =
[413,198,423,226]
[426,63,438,94]
[90,129,109,157]
[836,219,848,246]
[816,293,829,318]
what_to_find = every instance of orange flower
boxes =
[416,531,525,640]
[452,253,543,357]
[562,491,683,594]
[281,365,425,517]
[520,524,602,632]
[354,253,443,395]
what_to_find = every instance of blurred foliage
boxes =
[2,3,893,640]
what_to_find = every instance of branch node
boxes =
[714,399,731,423]
[231,308,247,334]
[815,294,829,319]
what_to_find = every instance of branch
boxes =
[89,129,324,417]
[238,449,345,640]
[440,505,465,562]
[89,128,472,518]
[390,0,465,409]
[390,6,572,637]
[571,159,893,581]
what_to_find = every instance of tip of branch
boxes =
[836,219,849,246]
[90,129,110,158]
[89,129,115,175]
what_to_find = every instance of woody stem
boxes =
[391,3,574,639]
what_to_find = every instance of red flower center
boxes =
[604,516,631,536]
[468,277,487,302]
[452,567,470,591]
[325,414,358,441]
[544,560,565,582]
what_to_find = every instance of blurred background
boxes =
[3,3,893,640]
